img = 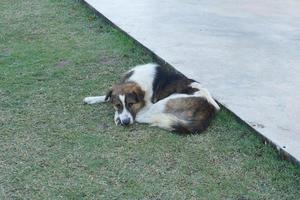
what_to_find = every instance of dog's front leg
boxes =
[83,96,107,104]
[114,111,121,126]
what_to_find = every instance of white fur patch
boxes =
[137,112,177,130]
[190,82,220,110]
[83,96,106,104]
[118,95,133,124]
[127,63,158,106]
[136,94,186,130]
[114,111,120,125]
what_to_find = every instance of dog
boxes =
[83,63,220,133]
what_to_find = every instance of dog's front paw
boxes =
[83,96,106,104]
[114,117,121,126]
[83,97,97,104]
[83,97,93,104]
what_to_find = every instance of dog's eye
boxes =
[116,104,122,109]
[128,103,134,107]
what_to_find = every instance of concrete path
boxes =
[84,0,300,163]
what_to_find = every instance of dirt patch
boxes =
[99,122,109,129]
[0,89,8,99]
[1,48,11,57]
[56,59,71,68]
[99,53,120,65]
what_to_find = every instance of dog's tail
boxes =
[165,96,218,134]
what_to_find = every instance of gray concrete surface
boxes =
[85,0,300,163]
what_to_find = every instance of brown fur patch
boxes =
[111,82,140,95]
[125,92,145,118]
[164,97,216,133]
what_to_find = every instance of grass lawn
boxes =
[0,0,299,199]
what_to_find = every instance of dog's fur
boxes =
[83,63,220,133]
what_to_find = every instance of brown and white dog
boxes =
[83,63,220,133]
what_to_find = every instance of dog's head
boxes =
[105,82,145,126]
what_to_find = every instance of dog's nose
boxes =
[121,118,130,126]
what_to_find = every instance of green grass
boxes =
[0,0,299,199]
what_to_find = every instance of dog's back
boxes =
[121,63,202,104]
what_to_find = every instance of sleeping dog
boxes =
[83,63,220,133]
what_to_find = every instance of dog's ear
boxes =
[105,89,112,102]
